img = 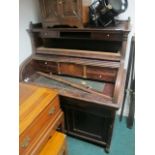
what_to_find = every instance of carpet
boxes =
[67,116,135,155]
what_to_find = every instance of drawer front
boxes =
[91,32,123,41]
[40,31,59,38]
[34,60,58,73]
[59,63,83,77]
[86,66,117,82]
[39,132,67,155]
[19,96,60,154]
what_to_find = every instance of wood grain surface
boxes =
[39,131,68,155]
[19,83,58,135]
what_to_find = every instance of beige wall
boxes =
[19,0,41,64]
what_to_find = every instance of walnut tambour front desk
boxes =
[19,83,64,155]
[20,20,130,152]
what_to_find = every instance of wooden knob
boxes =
[107,34,110,38]
[58,0,62,4]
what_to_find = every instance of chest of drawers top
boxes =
[19,83,58,135]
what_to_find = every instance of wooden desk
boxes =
[19,83,64,155]
[20,20,130,152]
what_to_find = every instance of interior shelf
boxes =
[36,47,121,61]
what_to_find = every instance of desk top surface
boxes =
[30,20,131,33]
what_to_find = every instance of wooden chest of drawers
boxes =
[39,131,68,155]
[19,83,64,155]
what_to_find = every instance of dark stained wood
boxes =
[59,63,83,77]
[20,20,130,152]
[31,58,119,83]
[86,66,117,82]
[27,80,118,109]
[36,47,121,61]
[91,32,123,41]
[113,60,125,103]
[37,71,112,100]
[19,56,35,82]
[60,96,116,149]
[29,20,131,34]
[32,54,120,68]
[103,83,114,97]
[39,0,91,28]
[120,36,135,122]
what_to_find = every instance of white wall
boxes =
[19,0,41,64]
[116,0,135,116]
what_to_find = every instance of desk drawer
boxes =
[86,66,117,82]
[19,96,60,154]
[39,131,67,155]
[40,31,59,38]
[91,32,123,41]
[59,63,83,77]
[34,60,58,73]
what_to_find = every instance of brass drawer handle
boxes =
[21,136,30,148]
[48,107,55,115]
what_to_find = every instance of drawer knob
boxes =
[58,0,63,4]
[21,136,30,148]
[107,34,110,38]
[48,107,55,115]
[45,62,48,65]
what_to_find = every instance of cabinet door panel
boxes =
[61,0,79,17]
[72,110,108,139]
[60,97,114,144]
[40,0,59,21]
[60,0,82,27]
[39,0,83,27]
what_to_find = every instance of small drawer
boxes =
[40,31,59,38]
[34,60,57,66]
[19,96,60,154]
[59,63,83,77]
[86,66,117,82]
[34,60,58,73]
[91,32,123,41]
[39,131,67,155]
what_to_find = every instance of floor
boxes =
[67,116,135,155]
